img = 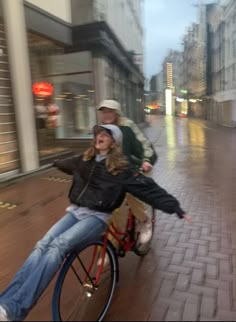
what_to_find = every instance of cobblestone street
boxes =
[0,116,236,321]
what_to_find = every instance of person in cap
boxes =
[97,99,157,170]
[97,99,157,244]
[0,125,191,322]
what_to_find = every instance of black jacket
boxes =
[54,156,185,218]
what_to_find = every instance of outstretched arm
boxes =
[54,155,82,175]
[124,171,187,219]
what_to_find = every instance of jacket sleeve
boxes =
[126,118,157,165]
[54,155,82,175]
[122,126,144,166]
[123,171,185,218]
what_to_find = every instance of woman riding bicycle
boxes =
[0,124,190,322]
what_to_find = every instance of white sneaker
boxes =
[97,254,109,267]
[0,305,10,322]
[138,221,153,244]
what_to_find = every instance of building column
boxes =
[93,57,107,105]
[2,0,39,172]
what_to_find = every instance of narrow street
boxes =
[0,116,236,321]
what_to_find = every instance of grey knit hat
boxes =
[93,124,123,145]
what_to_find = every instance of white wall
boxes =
[26,0,72,23]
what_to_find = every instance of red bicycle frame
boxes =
[86,208,137,285]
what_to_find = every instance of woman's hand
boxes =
[183,214,192,224]
[142,161,153,173]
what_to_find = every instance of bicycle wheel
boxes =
[133,205,155,256]
[52,240,117,321]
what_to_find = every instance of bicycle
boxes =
[52,202,155,321]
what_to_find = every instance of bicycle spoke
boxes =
[52,242,117,321]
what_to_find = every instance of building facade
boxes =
[180,11,208,119]
[162,50,182,115]
[0,0,144,179]
[207,0,236,127]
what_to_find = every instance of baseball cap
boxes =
[97,99,121,114]
[93,124,123,145]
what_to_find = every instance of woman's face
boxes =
[95,130,114,154]
[100,107,118,124]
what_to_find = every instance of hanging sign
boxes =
[32,82,54,97]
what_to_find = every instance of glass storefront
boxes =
[27,33,96,160]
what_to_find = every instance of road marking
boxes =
[42,176,71,183]
[0,201,17,210]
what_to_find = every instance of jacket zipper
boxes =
[76,163,96,203]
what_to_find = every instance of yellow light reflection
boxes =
[165,117,176,148]
[188,122,206,147]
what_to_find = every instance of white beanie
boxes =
[97,99,121,114]
[93,124,123,145]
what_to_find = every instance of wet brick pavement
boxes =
[0,116,236,321]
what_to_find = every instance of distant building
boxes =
[207,0,236,127]
[162,50,182,115]
[149,71,164,111]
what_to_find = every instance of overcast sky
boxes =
[144,0,198,78]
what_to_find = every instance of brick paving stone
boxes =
[189,239,209,246]
[190,230,201,239]
[148,305,168,321]
[182,300,200,321]
[158,256,171,270]
[158,279,175,298]
[196,256,217,265]
[205,279,230,291]
[171,253,184,265]
[165,301,184,322]
[200,296,216,319]
[208,252,230,260]
[189,285,216,297]
[184,248,197,261]
[201,227,211,236]
[206,264,219,279]
[164,246,186,254]
[167,234,180,246]
[197,245,209,257]
[183,260,205,270]
[217,289,232,311]
[172,291,200,304]
[216,310,236,321]
[220,259,232,274]
[179,233,191,243]
[168,265,192,275]
[192,269,205,285]
[209,242,220,252]
[176,274,190,291]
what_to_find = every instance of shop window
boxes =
[28,32,96,159]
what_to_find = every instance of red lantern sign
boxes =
[32,82,54,97]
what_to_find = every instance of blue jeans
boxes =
[0,213,107,321]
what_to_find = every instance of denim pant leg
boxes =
[3,216,107,321]
[0,212,77,301]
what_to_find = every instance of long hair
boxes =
[83,140,128,175]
